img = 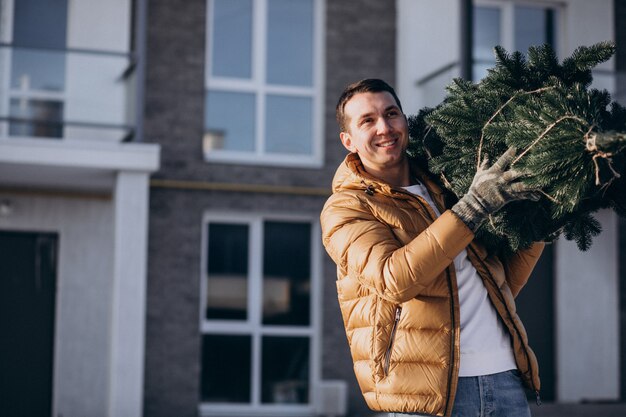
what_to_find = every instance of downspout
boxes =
[459,0,473,81]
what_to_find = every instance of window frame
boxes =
[203,0,325,168]
[199,211,323,417]
[474,0,564,60]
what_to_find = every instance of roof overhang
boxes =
[0,138,160,194]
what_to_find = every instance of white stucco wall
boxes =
[555,209,619,402]
[397,0,461,113]
[0,139,159,417]
[0,192,115,417]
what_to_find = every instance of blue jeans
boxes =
[389,370,531,417]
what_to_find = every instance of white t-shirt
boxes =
[403,183,517,376]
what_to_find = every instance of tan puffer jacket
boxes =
[320,153,544,416]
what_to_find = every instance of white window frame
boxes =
[204,0,325,168]
[475,0,565,58]
[199,211,323,417]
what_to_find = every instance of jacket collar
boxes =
[332,153,446,199]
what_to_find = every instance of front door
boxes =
[0,231,58,416]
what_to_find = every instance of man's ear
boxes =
[340,131,356,153]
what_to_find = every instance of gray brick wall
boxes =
[143,0,396,416]
[143,0,207,415]
[145,188,327,417]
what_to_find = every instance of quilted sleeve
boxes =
[320,192,475,303]
[503,242,545,298]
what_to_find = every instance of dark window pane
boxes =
[13,0,68,49]
[262,222,311,326]
[201,334,251,403]
[206,223,249,320]
[9,98,63,138]
[261,336,309,404]
[211,0,252,78]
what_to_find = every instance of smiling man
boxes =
[320,79,545,417]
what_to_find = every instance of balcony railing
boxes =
[415,59,626,110]
[0,43,137,142]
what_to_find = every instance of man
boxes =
[320,79,544,417]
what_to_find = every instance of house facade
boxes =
[0,1,625,417]
[0,0,158,416]
[145,1,626,416]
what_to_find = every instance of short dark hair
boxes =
[335,78,403,132]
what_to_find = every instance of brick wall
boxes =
[143,0,207,414]
[143,0,396,416]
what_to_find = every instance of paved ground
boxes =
[372,402,626,416]
[529,402,626,417]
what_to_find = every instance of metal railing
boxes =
[0,43,137,142]
[414,59,626,109]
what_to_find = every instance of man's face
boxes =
[340,91,408,175]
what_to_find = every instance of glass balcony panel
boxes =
[417,62,460,108]
[9,98,63,138]
[11,48,65,91]
[0,45,136,142]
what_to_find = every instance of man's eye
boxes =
[360,118,373,125]
[386,111,399,118]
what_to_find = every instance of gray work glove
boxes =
[451,147,540,232]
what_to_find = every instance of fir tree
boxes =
[408,42,626,256]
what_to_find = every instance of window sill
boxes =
[203,151,324,169]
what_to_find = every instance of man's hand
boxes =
[451,147,540,232]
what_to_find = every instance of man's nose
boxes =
[376,117,393,134]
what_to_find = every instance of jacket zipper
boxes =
[399,189,458,415]
[383,306,402,376]
[467,246,541,404]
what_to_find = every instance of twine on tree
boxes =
[477,86,555,169]
[511,114,587,166]
[585,129,622,187]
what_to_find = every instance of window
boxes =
[204,0,323,167]
[0,0,137,142]
[200,213,321,416]
[474,1,560,80]
[2,0,68,138]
